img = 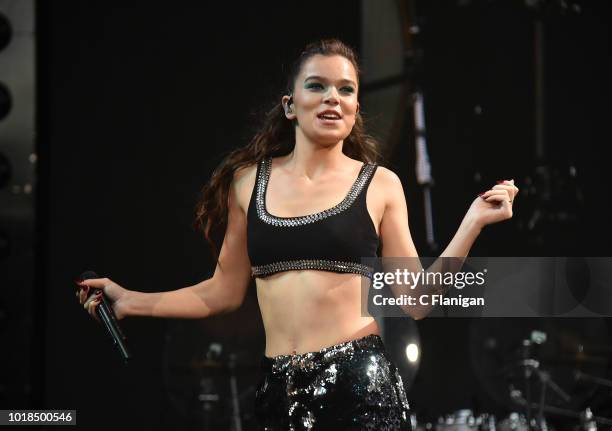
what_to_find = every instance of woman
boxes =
[75,39,518,430]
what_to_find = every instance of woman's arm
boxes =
[377,168,516,320]
[128,166,253,319]
[84,166,254,320]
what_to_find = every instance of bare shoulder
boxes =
[233,161,257,184]
[372,165,402,184]
[231,161,258,214]
[370,165,404,204]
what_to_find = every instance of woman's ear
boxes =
[281,95,296,120]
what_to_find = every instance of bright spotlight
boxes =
[405,343,419,363]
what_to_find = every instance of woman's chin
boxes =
[310,131,349,146]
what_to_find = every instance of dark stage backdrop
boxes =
[34,1,612,430]
[394,1,612,424]
[388,1,612,425]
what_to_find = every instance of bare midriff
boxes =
[256,269,379,358]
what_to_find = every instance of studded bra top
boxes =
[246,156,380,279]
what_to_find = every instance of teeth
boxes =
[320,114,340,119]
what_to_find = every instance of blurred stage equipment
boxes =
[364,1,607,430]
[451,0,585,253]
[401,0,437,252]
[382,317,421,390]
[161,305,263,430]
[519,0,584,251]
[191,342,242,431]
[469,319,612,430]
[361,0,438,253]
[0,0,36,408]
[164,335,255,430]
[410,324,612,431]
[436,409,497,431]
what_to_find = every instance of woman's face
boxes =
[284,54,359,145]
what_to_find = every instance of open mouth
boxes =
[317,113,342,121]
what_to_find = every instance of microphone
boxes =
[78,270,131,363]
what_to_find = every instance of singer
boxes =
[75,39,519,430]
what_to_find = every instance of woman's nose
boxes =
[323,87,340,104]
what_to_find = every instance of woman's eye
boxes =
[306,83,324,90]
[305,83,355,93]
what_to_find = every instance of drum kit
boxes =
[411,326,612,431]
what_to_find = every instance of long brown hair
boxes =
[193,38,384,265]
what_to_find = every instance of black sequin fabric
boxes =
[254,334,412,430]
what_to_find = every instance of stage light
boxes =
[405,342,419,363]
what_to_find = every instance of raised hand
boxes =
[467,179,520,229]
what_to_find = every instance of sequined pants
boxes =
[254,334,412,430]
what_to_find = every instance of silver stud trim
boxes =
[252,259,374,279]
[256,157,377,227]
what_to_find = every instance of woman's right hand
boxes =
[74,277,130,322]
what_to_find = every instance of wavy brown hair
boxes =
[193,38,384,266]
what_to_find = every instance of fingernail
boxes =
[478,192,485,197]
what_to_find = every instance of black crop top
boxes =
[246,156,380,279]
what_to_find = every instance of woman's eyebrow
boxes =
[304,75,357,86]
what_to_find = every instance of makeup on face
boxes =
[293,55,359,137]
[303,76,357,127]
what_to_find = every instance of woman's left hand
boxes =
[467,179,519,229]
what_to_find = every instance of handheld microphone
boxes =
[78,270,131,363]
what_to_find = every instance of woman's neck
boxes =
[285,130,347,179]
